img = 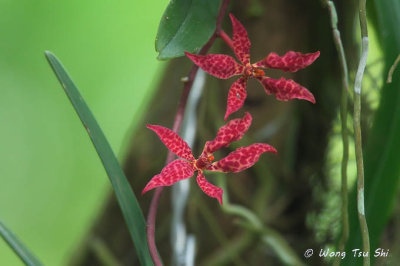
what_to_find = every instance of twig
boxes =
[146,1,231,265]
[387,54,400,83]
[324,2,350,264]
[353,0,370,265]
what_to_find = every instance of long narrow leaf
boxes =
[0,219,43,266]
[45,51,153,266]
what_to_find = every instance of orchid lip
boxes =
[243,64,265,78]
[194,155,214,170]
[243,64,253,76]
[253,68,265,77]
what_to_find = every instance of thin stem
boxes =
[387,54,400,83]
[354,0,370,265]
[146,1,231,265]
[324,2,350,264]
[218,30,234,51]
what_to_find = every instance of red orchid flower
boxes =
[142,112,277,204]
[185,14,320,120]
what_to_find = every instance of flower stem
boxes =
[146,1,231,265]
[324,1,350,264]
[218,30,234,51]
[354,0,370,265]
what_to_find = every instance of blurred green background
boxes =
[0,1,166,264]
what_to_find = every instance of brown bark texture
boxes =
[71,0,357,265]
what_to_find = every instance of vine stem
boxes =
[146,1,231,265]
[323,2,350,264]
[354,0,370,265]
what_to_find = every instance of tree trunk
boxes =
[72,1,356,265]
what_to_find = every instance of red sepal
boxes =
[185,52,243,79]
[254,51,320,72]
[210,143,277,173]
[196,171,223,205]
[224,77,248,120]
[203,112,252,155]
[229,14,251,65]
[147,125,195,161]
[256,76,315,103]
[142,159,195,194]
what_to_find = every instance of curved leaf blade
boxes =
[0,219,43,266]
[155,0,221,60]
[44,51,153,266]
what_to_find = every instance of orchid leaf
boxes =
[0,219,42,266]
[45,51,153,266]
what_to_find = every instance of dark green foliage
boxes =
[155,0,221,60]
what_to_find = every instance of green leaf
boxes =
[344,1,400,265]
[45,51,153,266]
[0,219,43,266]
[155,0,221,60]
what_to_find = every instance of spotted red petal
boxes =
[142,159,195,194]
[229,14,251,65]
[203,112,252,155]
[185,52,244,79]
[254,51,320,72]
[224,77,248,120]
[147,125,195,161]
[210,143,277,173]
[256,76,315,103]
[196,171,223,205]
